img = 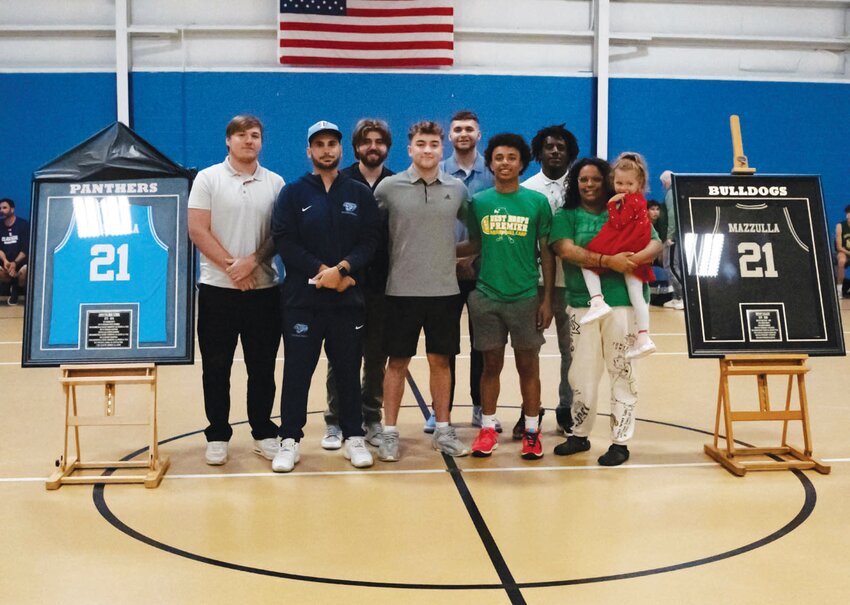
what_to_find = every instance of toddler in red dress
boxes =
[580,152,657,359]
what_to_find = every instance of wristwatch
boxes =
[336,264,350,277]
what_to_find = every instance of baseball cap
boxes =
[307,120,342,143]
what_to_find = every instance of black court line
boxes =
[91,408,817,593]
[405,370,432,418]
[404,372,527,604]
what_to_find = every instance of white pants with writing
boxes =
[567,306,639,445]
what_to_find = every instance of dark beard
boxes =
[312,156,340,171]
[360,152,386,169]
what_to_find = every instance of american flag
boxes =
[279,0,454,68]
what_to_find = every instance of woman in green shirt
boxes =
[549,158,662,466]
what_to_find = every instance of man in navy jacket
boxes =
[271,120,381,472]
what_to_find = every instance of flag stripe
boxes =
[347,7,452,17]
[281,46,453,57]
[281,14,453,26]
[281,39,453,50]
[281,22,453,34]
[281,55,453,67]
[281,31,454,41]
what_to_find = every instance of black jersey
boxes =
[691,200,828,343]
[840,221,850,251]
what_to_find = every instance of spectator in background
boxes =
[0,198,28,306]
[835,204,850,298]
[659,170,684,310]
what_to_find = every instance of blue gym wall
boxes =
[2,71,848,229]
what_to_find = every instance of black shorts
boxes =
[383,295,462,358]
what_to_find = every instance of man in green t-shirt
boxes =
[461,133,554,460]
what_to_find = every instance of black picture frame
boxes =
[672,174,844,358]
[22,123,195,367]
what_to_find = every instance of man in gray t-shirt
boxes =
[373,120,470,462]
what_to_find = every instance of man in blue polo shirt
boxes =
[439,110,500,434]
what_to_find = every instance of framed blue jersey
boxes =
[23,178,194,366]
[672,174,844,358]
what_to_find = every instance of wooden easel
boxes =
[704,354,830,476]
[46,363,169,490]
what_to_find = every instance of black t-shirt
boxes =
[1,217,29,263]
[340,163,394,292]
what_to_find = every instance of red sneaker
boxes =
[521,430,543,460]
[471,427,499,457]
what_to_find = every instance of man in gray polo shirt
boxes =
[374,120,470,462]
[188,114,284,466]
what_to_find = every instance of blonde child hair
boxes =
[611,151,649,194]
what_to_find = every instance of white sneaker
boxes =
[272,438,300,473]
[321,424,343,450]
[364,421,383,447]
[252,437,280,460]
[205,441,228,466]
[344,437,374,468]
[663,298,683,309]
[627,335,657,360]
[580,301,612,325]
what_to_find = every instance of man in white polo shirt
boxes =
[521,123,580,437]
[188,115,285,466]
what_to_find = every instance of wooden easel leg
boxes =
[713,370,723,449]
[721,373,736,457]
[72,385,81,463]
[797,373,813,457]
[781,375,793,447]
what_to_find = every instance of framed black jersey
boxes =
[672,174,844,358]
[23,123,195,367]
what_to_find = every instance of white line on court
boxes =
[6,457,847,483]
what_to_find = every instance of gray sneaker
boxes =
[321,424,343,450]
[433,425,470,457]
[364,421,383,447]
[378,430,400,462]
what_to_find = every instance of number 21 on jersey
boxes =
[738,242,778,278]
[90,243,130,282]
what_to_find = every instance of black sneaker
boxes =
[512,408,545,441]
[7,285,19,306]
[553,435,590,456]
[598,444,629,466]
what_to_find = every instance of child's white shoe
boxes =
[627,334,656,359]
[580,300,612,325]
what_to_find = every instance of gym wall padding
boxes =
[2,71,847,227]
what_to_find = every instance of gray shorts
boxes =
[468,289,545,352]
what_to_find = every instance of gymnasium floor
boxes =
[2,300,849,604]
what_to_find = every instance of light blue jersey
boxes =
[49,197,168,346]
